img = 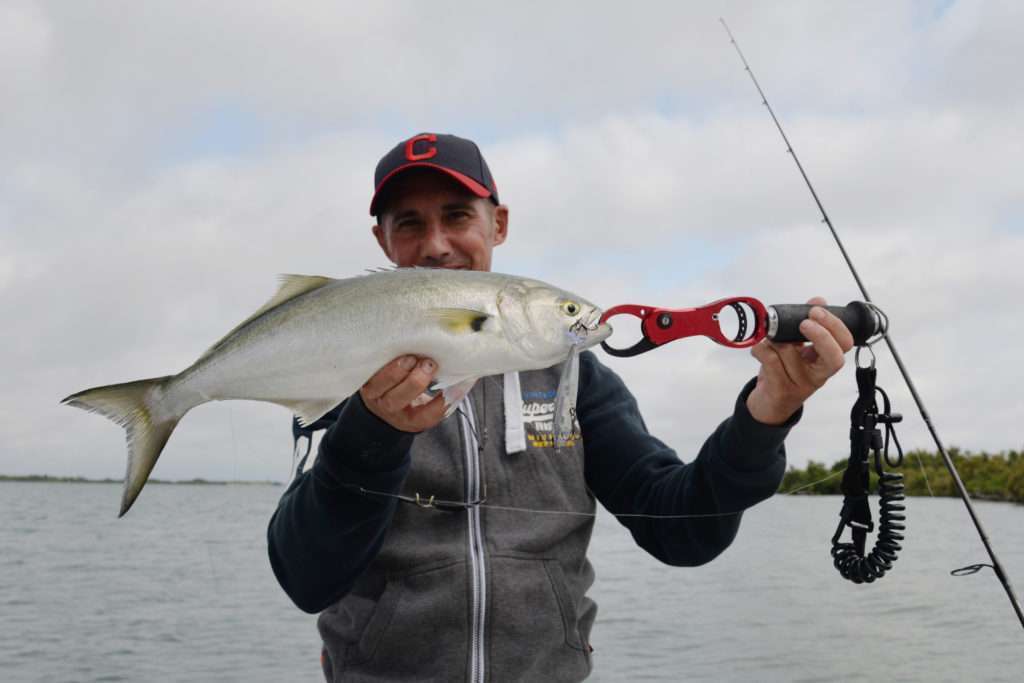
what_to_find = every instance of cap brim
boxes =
[369,162,492,215]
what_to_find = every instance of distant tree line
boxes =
[780,448,1024,503]
[0,474,280,486]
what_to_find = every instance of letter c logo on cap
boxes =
[405,133,438,161]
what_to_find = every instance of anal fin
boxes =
[277,398,341,426]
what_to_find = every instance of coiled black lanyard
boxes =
[831,358,906,583]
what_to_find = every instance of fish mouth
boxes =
[569,310,613,348]
[589,321,613,345]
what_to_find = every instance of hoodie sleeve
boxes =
[267,393,414,613]
[578,351,798,566]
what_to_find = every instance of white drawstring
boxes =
[502,372,526,455]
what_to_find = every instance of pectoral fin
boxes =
[415,376,480,416]
[440,377,478,412]
[428,308,491,334]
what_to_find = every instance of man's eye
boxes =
[447,211,470,221]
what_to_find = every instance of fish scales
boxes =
[185,270,546,402]
[62,268,611,515]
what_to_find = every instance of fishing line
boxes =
[481,469,844,519]
[910,449,936,498]
[720,18,1024,628]
[421,364,848,520]
[781,469,844,495]
[347,467,845,521]
[453,376,491,454]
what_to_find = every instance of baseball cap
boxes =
[370,133,500,216]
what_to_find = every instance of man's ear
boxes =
[372,224,396,264]
[492,205,509,246]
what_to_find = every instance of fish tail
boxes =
[62,375,192,517]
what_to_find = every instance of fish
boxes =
[62,268,612,515]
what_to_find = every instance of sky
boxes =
[2,0,1022,486]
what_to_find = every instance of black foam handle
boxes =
[767,302,880,346]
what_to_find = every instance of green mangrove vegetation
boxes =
[780,448,1024,503]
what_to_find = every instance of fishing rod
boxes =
[719,18,1024,629]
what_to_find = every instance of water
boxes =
[2,481,1021,682]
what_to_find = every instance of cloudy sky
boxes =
[3,1,1021,486]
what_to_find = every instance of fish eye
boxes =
[561,301,581,316]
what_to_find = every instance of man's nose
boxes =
[419,222,453,261]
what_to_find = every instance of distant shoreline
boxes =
[781,449,1024,504]
[0,474,281,486]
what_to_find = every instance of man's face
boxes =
[372,169,508,272]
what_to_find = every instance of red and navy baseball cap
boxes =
[370,133,500,216]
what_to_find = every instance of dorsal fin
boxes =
[196,274,333,362]
[247,274,333,323]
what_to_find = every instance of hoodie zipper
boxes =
[461,397,487,683]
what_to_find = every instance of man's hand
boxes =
[746,297,855,425]
[360,356,449,432]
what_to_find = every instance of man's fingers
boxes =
[799,345,820,364]
[376,358,438,413]
[770,341,810,384]
[402,393,448,431]
[748,296,854,422]
[360,356,448,432]
[752,340,796,386]
[798,318,845,382]
[808,305,855,353]
[361,355,418,401]
[750,339,774,366]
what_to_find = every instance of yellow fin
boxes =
[197,274,333,362]
[428,308,491,334]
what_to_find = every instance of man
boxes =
[268,133,853,682]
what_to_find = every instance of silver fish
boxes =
[62,269,611,515]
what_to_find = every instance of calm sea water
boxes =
[2,481,1021,682]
